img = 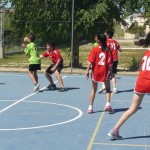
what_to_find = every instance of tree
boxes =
[3,0,149,67]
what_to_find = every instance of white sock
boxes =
[88,105,93,110]
[105,102,110,106]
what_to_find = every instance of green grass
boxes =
[1,43,146,72]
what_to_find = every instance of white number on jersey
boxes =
[98,52,105,65]
[142,56,150,71]
[110,43,116,50]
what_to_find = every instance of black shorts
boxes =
[112,60,118,74]
[46,64,63,74]
[29,64,41,71]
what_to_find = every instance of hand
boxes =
[51,67,56,72]
[86,70,89,80]
[22,43,27,48]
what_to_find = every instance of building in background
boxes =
[121,14,150,39]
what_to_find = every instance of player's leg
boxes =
[112,61,118,93]
[87,80,98,113]
[28,70,39,92]
[45,71,54,85]
[54,70,65,91]
[108,93,144,139]
[98,82,105,93]
[28,71,37,84]
[33,70,38,83]
[45,65,56,89]
[104,80,114,112]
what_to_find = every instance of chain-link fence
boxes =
[1,6,147,74]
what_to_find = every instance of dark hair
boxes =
[97,34,108,51]
[105,30,114,38]
[135,32,150,48]
[47,41,55,49]
[28,33,36,42]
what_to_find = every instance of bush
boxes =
[128,56,141,71]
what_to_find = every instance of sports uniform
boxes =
[107,38,121,74]
[134,49,150,94]
[42,49,63,74]
[87,45,113,82]
[24,42,41,71]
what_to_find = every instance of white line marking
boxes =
[0,101,83,131]
[0,76,67,114]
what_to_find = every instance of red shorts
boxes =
[134,77,150,94]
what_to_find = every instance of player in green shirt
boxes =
[23,33,41,92]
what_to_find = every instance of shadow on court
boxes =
[117,89,134,93]
[0,83,5,85]
[123,135,150,140]
[111,135,150,141]
[113,107,142,113]
[39,87,80,92]
[92,110,105,113]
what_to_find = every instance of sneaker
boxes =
[33,84,40,92]
[87,108,93,114]
[98,87,105,93]
[113,88,117,94]
[47,84,56,90]
[59,87,66,92]
[107,129,122,140]
[104,106,115,113]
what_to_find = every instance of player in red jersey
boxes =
[107,32,150,140]
[98,30,122,94]
[86,34,114,114]
[40,41,65,92]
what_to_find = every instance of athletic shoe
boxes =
[87,108,93,114]
[104,106,115,113]
[59,87,66,92]
[98,87,105,93]
[47,84,56,90]
[107,129,122,140]
[33,84,40,92]
[113,88,117,94]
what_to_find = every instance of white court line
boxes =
[0,76,67,114]
[0,100,83,131]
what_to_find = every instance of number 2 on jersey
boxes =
[98,52,105,65]
[142,56,150,71]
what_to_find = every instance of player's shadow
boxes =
[123,135,150,140]
[64,87,80,91]
[39,87,80,92]
[117,89,134,93]
[0,83,5,85]
[92,110,105,113]
[99,89,134,94]
[113,107,142,113]
[111,135,150,141]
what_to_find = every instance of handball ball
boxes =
[24,37,28,43]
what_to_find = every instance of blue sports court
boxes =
[0,72,150,150]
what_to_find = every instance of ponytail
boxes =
[97,34,108,51]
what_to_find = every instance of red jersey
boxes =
[107,38,121,61]
[135,49,150,94]
[88,45,113,82]
[42,49,63,64]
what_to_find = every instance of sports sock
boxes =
[105,102,110,106]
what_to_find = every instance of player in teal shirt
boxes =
[23,33,41,92]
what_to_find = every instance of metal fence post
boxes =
[0,6,4,58]
[71,0,74,74]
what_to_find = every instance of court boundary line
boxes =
[87,111,105,150]
[0,76,67,114]
[87,93,115,150]
[93,142,150,147]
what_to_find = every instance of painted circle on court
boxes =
[0,100,83,131]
